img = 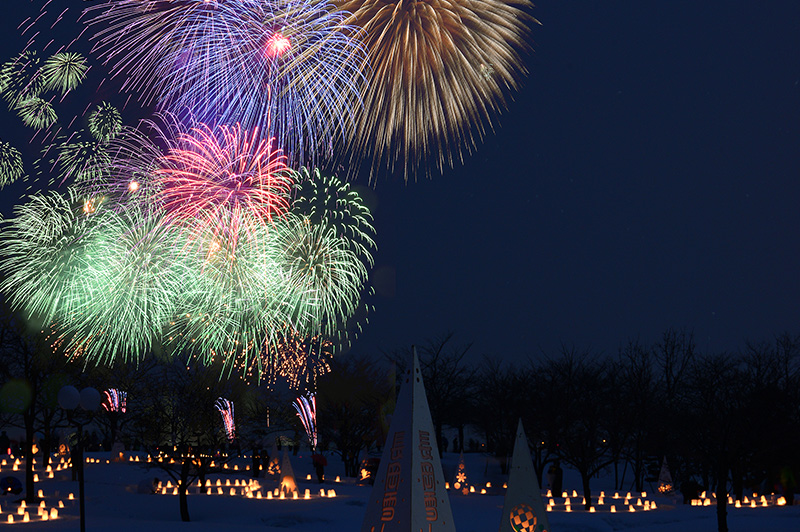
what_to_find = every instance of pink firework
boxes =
[156,123,291,242]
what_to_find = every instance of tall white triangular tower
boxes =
[361,347,456,532]
[499,419,550,532]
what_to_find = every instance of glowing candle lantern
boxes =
[750,501,756,508]
[217,487,223,495]
[629,505,635,512]
[279,492,286,500]
[7,515,13,524]
[206,488,212,495]
[304,489,310,499]
[636,498,642,506]
[173,488,178,495]
[230,488,236,496]
[246,491,253,499]
[598,497,604,505]
[320,489,325,497]
[704,499,711,506]
[469,486,475,493]
[335,476,341,482]
[561,491,568,498]
[762,500,768,507]
[700,491,706,498]
[600,491,605,497]
[234,480,240,487]
[610,506,616,513]
[480,489,487,495]
[17,506,24,515]
[50,508,58,519]
[328,489,336,498]
[37,490,43,498]
[58,501,64,508]
[307,474,312,481]
[292,492,298,500]
[256,492,262,499]
[546,506,552,512]
[644,501,650,510]
[589,507,596,513]
[225,479,231,487]
[486,482,492,488]
[613,492,619,499]
[641,491,647,498]
[503,483,508,489]
[581,498,586,505]
[445,482,450,490]
[546,489,552,497]
[760,495,767,504]
[565,506,572,513]
[41,511,48,521]
[549,499,555,507]
[651,502,657,510]
[48,471,54,479]
[267,492,273,500]
[777,497,787,506]
[234,465,239,471]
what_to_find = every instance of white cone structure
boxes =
[499,419,550,532]
[279,450,298,495]
[361,347,455,532]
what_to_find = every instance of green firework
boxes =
[276,214,368,339]
[54,135,111,184]
[61,205,189,365]
[41,52,88,94]
[16,96,57,129]
[170,213,294,374]
[0,188,110,327]
[88,102,122,142]
[291,167,376,264]
[0,140,24,188]
[0,51,43,107]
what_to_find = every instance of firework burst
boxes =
[16,96,58,129]
[155,121,292,246]
[0,140,24,188]
[0,51,43,107]
[86,0,368,165]
[40,52,89,94]
[60,205,190,365]
[88,102,123,142]
[0,188,109,327]
[333,0,536,177]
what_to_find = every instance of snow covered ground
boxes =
[2,451,799,531]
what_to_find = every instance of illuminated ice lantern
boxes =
[510,503,545,532]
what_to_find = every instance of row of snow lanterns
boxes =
[690,491,789,508]
[155,478,337,499]
[1,492,73,524]
[540,490,657,513]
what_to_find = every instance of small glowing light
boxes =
[304,489,310,499]
[17,506,24,515]
[7,515,13,524]
[480,489,486,494]
[50,508,58,519]
[292,492,298,500]
[546,489,552,497]
[561,491,568,498]
[265,33,291,57]
[445,482,450,490]
[546,505,552,512]
[335,476,341,483]
[267,492,273,500]
[307,474,312,481]
[704,499,711,506]
[629,505,636,512]
[610,506,617,513]
[469,486,475,493]
[327,489,336,498]
[565,506,572,513]
[572,490,578,498]
[230,488,236,496]
[589,507,595,513]
[58,501,64,508]
[279,492,286,500]
[651,502,657,510]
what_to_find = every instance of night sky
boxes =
[2,1,800,365]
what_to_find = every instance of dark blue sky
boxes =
[357,1,800,361]
[2,1,800,364]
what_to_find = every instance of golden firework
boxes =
[335,0,536,178]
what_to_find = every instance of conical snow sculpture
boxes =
[361,347,456,532]
[499,419,550,532]
[279,449,298,496]
[657,456,673,493]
